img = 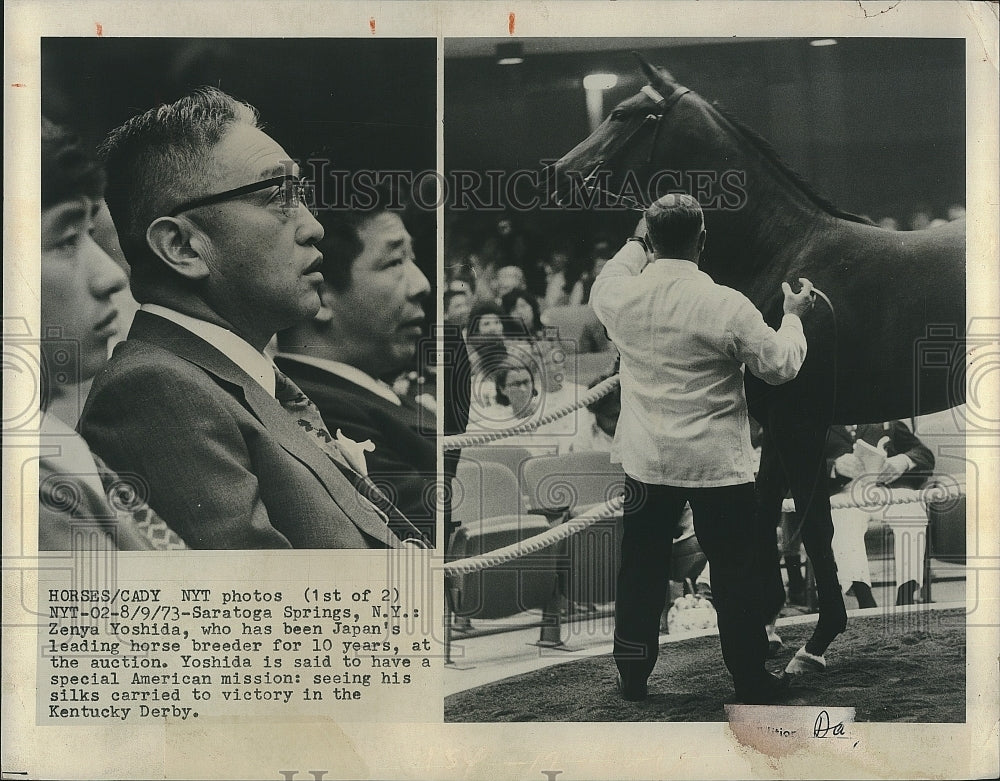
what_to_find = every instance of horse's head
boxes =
[551,53,710,209]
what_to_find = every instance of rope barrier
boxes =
[443,495,624,575]
[442,369,966,574]
[442,374,620,450]
[782,481,967,513]
[444,484,966,577]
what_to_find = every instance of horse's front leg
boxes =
[770,415,848,655]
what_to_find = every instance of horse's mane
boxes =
[709,100,874,226]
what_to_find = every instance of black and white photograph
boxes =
[36,37,439,550]
[3,2,998,780]
[442,36,973,723]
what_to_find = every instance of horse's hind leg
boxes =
[755,425,790,622]
[771,417,848,654]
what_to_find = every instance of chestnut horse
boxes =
[553,55,966,653]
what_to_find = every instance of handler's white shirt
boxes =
[590,242,806,487]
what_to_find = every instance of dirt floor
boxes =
[444,608,966,723]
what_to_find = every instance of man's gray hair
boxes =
[98,87,260,296]
[644,192,704,259]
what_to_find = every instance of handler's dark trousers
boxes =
[614,477,771,692]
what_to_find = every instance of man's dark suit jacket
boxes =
[79,312,403,549]
[274,354,437,546]
[826,421,935,493]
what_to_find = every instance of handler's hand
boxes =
[834,453,865,480]
[633,216,648,241]
[782,277,815,318]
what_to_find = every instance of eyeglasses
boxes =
[167,175,317,218]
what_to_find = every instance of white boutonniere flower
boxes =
[335,429,375,476]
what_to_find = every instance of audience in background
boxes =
[568,373,620,453]
[501,288,544,339]
[444,288,472,329]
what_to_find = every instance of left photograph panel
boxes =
[39,38,439,550]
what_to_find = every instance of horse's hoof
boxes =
[785,645,827,675]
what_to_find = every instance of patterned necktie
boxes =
[272,367,429,546]
[91,453,188,550]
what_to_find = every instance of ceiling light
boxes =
[583,73,619,91]
[496,42,524,66]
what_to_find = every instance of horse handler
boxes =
[590,193,815,704]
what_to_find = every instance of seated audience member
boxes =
[826,421,935,607]
[38,117,186,551]
[444,288,472,330]
[466,300,508,409]
[570,236,615,305]
[79,88,409,549]
[494,264,527,299]
[542,246,573,310]
[501,288,544,340]
[465,354,550,455]
[275,190,436,545]
[568,374,620,453]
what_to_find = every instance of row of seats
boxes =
[452,449,624,525]
[450,427,968,619]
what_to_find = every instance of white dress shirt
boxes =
[274,353,402,406]
[141,304,276,396]
[590,241,806,487]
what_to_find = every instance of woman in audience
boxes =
[465,300,508,410]
[501,289,544,340]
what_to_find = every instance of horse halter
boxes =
[578,82,692,213]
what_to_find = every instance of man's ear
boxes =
[146,216,211,281]
[313,282,336,324]
[696,228,707,255]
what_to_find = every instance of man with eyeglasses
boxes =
[79,87,409,549]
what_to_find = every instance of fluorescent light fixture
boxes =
[583,72,619,91]
[810,38,838,47]
[496,42,524,65]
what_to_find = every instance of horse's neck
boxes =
[706,161,834,303]
[696,140,830,304]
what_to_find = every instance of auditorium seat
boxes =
[521,451,626,606]
[521,450,625,515]
[459,446,533,483]
[448,513,560,619]
[452,459,521,527]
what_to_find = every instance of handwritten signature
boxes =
[813,709,847,738]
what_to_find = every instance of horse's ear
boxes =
[633,51,661,85]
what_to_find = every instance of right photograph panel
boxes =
[441,37,967,723]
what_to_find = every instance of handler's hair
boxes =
[644,192,704,260]
[42,117,105,209]
[98,87,260,298]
